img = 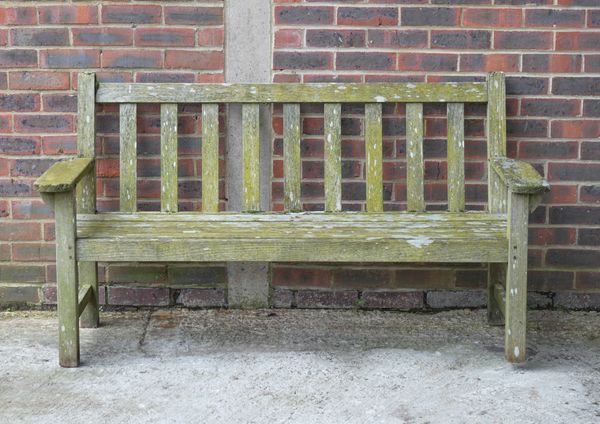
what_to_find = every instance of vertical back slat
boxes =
[283,104,301,211]
[202,104,220,212]
[406,103,424,212]
[160,103,178,212]
[365,103,383,212]
[488,72,507,214]
[447,103,465,212]
[119,104,137,212]
[324,103,342,212]
[76,72,96,214]
[242,104,260,211]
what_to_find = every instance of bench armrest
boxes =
[491,157,549,195]
[34,157,94,193]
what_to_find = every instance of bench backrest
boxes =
[76,72,506,215]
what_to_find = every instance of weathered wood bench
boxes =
[35,72,548,367]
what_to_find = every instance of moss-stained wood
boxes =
[77,284,93,318]
[77,216,507,240]
[283,104,301,211]
[447,103,465,212]
[76,72,99,329]
[493,282,506,317]
[97,83,488,104]
[160,104,178,213]
[324,103,342,212]
[79,238,506,264]
[120,103,137,212]
[79,211,506,223]
[365,104,383,212]
[406,103,424,212]
[242,104,260,211]
[34,158,94,193]
[488,263,506,326]
[505,192,529,363]
[76,72,96,215]
[487,72,507,214]
[492,157,550,195]
[54,191,80,368]
[202,104,219,212]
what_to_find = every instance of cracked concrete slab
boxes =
[1,309,599,423]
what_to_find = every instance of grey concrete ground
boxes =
[1,309,599,423]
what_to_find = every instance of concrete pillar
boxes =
[224,0,272,307]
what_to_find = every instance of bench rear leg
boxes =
[505,192,529,363]
[55,191,80,368]
[79,262,99,328]
[487,263,505,326]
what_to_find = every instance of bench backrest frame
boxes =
[76,72,506,215]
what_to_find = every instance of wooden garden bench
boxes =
[35,72,548,367]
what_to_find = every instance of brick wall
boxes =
[1,1,599,310]
[0,1,226,307]
[271,1,600,309]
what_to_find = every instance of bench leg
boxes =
[505,192,529,363]
[487,263,505,326]
[79,262,99,328]
[55,191,80,368]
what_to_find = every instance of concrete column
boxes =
[224,0,272,307]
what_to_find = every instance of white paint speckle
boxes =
[514,346,520,358]
[407,236,433,248]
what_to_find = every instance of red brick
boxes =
[42,94,77,113]
[557,32,600,51]
[42,135,77,155]
[522,54,582,73]
[585,55,600,73]
[367,29,427,48]
[580,185,600,203]
[275,6,334,25]
[102,50,163,69]
[135,28,196,47]
[197,28,224,48]
[107,287,170,307]
[11,200,53,219]
[551,121,600,139]
[0,94,39,112]
[524,9,585,28]
[165,50,223,70]
[101,5,162,24]
[521,99,580,117]
[529,227,576,246]
[431,30,491,49]
[337,7,398,26]
[164,6,223,25]
[576,273,600,290]
[494,31,552,50]
[0,243,9,261]
[40,49,100,69]
[460,54,519,72]
[398,54,458,72]
[39,5,98,24]
[274,29,302,48]
[274,52,332,71]
[9,71,70,90]
[14,115,73,134]
[518,141,578,159]
[549,163,600,182]
[72,28,132,46]
[462,8,522,27]
[10,28,69,47]
[542,185,578,204]
[0,50,37,68]
[12,243,55,262]
[0,7,37,25]
[0,222,40,241]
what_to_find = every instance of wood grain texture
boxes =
[491,157,550,194]
[119,103,137,212]
[487,263,506,326]
[365,104,383,212]
[487,72,507,214]
[447,103,465,212]
[283,104,301,211]
[242,104,260,211]
[77,284,93,318]
[324,103,342,212]
[202,104,219,212]
[97,82,488,104]
[505,192,529,363]
[34,158,94,193]
[75,72,98,329]
[406,103,424,212]
[160,104,178,213]
[55,191,79,367]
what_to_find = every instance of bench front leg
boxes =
[505,191,529,363]
[54,191,80,367]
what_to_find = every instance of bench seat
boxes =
[76,212,508,263]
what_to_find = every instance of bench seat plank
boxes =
[76,212,507,263]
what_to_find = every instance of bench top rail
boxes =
[96,82,488,104]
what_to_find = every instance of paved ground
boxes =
[1,308,599,423]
